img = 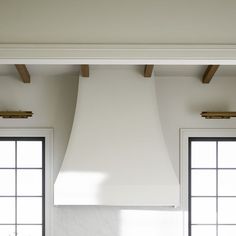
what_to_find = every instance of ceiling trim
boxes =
[1,44,236,64]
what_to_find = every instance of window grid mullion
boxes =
[189,139,192,236]
[42,140,45,236]
[0,138,45,236]
[15,141,17,236]
[189,139,236,236]
[0,196,43,197]
[0,223,43,225]
[191,223,236,226]
[216,141,218,236]
[191,168,236,170]
[191,196,236,198]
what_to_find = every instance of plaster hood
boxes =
[54,69,180,206]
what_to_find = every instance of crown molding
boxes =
[1,44,236,64]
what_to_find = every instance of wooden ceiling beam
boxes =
[15,64,30,83]
[144,65,154,78]
[0,111,33,119]
[202,65,220,84]
[201,111,236,119]
[81,65,89,77]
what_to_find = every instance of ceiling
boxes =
[1,65,236,78]
[0,1,236,44]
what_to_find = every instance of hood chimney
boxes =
[54,68,179,206]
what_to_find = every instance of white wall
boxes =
[157,74,236,176]
[1,67,236,236]
[0,73,78,178]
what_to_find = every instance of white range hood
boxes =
[54,69,179,206]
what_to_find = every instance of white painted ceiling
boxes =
[0,0,236,44]
[1,65,236,78]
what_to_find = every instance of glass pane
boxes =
[218,198,236,224]
[17,197,42,224]
[0,141,15,167]
[0,170,15,196]
[0,198,15,223]
[17,141,42,168]
[191,141,216,168]
[17,170,42,196]
[219,170,236,196]
[191,197,216,224]
[219,226,236,236]
[191,225,216,236]
[218,141,236,168]
[0,225,15,236]
[191,170,216,196]
[17,225,42,236]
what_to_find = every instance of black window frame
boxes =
[189,137,236,236]
[0,137,45,236]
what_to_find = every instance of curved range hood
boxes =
[54,69,179,206]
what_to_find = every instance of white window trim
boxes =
[0,128,53,236]
[180,128,236,236]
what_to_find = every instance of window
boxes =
[189,138,236,236]
[0,137,45,236]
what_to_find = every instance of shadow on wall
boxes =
[188,101,230,115]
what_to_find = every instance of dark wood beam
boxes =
[0,111,33,119]
[202,65,220,83]
[15,64,30,83]
[144,65,154,78]
[201,111,236,119]
[81,65,89,77]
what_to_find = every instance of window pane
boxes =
[0,198,15,223]
[218,170,236,196]
[17,225,42,236]
[17,170,42,196]
[17,141,42,168]
[191,197,216,224]
[219,226,236,236]
[191,225,216,236]
[218,198,236,224]
[218,141,236,168]
[191,170,216,196]
[191,142,216,168]
[0,141,15,167]
[17,197,42,224]
[0,170,15,196]
[0,225,15,236]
